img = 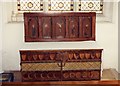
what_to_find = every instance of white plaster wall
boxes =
[0,2,3,73]
[2,2,118,72]
[119,1,120,73]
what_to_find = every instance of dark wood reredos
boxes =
[24,12,96,42]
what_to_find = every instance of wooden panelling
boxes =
[27,17,39,39]
[52,17,66,39]
[20,49,102,81]
[20,49,102,62]
[42,17,52,39]
[2,71,119,86]
[68,17,79,38]
[24,12,96,42]
[82,17,92,38]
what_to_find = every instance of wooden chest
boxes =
[20,49,102,81]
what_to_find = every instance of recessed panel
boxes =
[53,17,66,39]
[68,17,79,38]
[82,17,92,38]
[28,17,38,38]
[42,17,52,39]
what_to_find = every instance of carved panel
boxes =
[53,17,66,39]
[21,70,100,81]
[59,70,100,81]
[28,17,38,38]
[20,50,102,62]
[82,17,92,38]
[42,17,52,39]
[22,71,61,81]
[68,17,79,38]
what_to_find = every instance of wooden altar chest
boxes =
[20,49,102,81]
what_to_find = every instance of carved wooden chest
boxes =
[20,49,102,81]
